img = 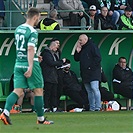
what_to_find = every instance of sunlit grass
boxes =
[0,111,133,133]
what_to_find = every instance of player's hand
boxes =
[38,55,42,62]
[24,67,32,78]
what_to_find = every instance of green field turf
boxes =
[0,111,133,133]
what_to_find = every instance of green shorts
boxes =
[14,61,44,90]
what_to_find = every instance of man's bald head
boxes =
[78,34,88,46]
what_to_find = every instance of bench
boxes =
[114,94,132,110]
[0,82,8,102]
[60,95,71,111]
[101,82,132,110]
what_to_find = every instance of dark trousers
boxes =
[44,82,58,108]
[65,90,89,110]
[100,87,114,101]
[114,87,133,99]
[57,70,64,107]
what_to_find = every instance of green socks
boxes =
[34,96,44,117]
[5,92,19,112]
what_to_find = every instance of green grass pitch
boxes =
[0,111,133,133]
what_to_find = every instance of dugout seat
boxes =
[101,82,110,91]
[0,82,7,102]
[60,95,71,111]
[114,94,131,110]
[101,82,132,110]
[4,82,10,96]
[111,82,132,110]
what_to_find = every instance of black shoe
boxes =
[37,117,54,125]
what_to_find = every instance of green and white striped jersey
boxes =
[14,23,38,62]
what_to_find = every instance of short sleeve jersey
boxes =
[14,23,38,62]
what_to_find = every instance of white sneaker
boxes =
[74,108,83,112]
[44,108,49,112]
[53,107,57,112]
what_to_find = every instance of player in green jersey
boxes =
[0,7,53,125]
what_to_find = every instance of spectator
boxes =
[74,34,101,111]
[118,6,133,30]
[93,0,120,26]
[40,41,66,112]
[84,5,97,30]
[112,57,133,99]
[0,0,5,28]
[58,0,85,29]
[95,6,116,30]
[100,69,114,101]
[114,0,129,16]
[62,59,89,111]
[36,9,60,30]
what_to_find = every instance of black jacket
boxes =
[63,70,82,92]
[40,47,63,84]
[113,64,133,90]
[95,14,116,30]
[74,39,101,83]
